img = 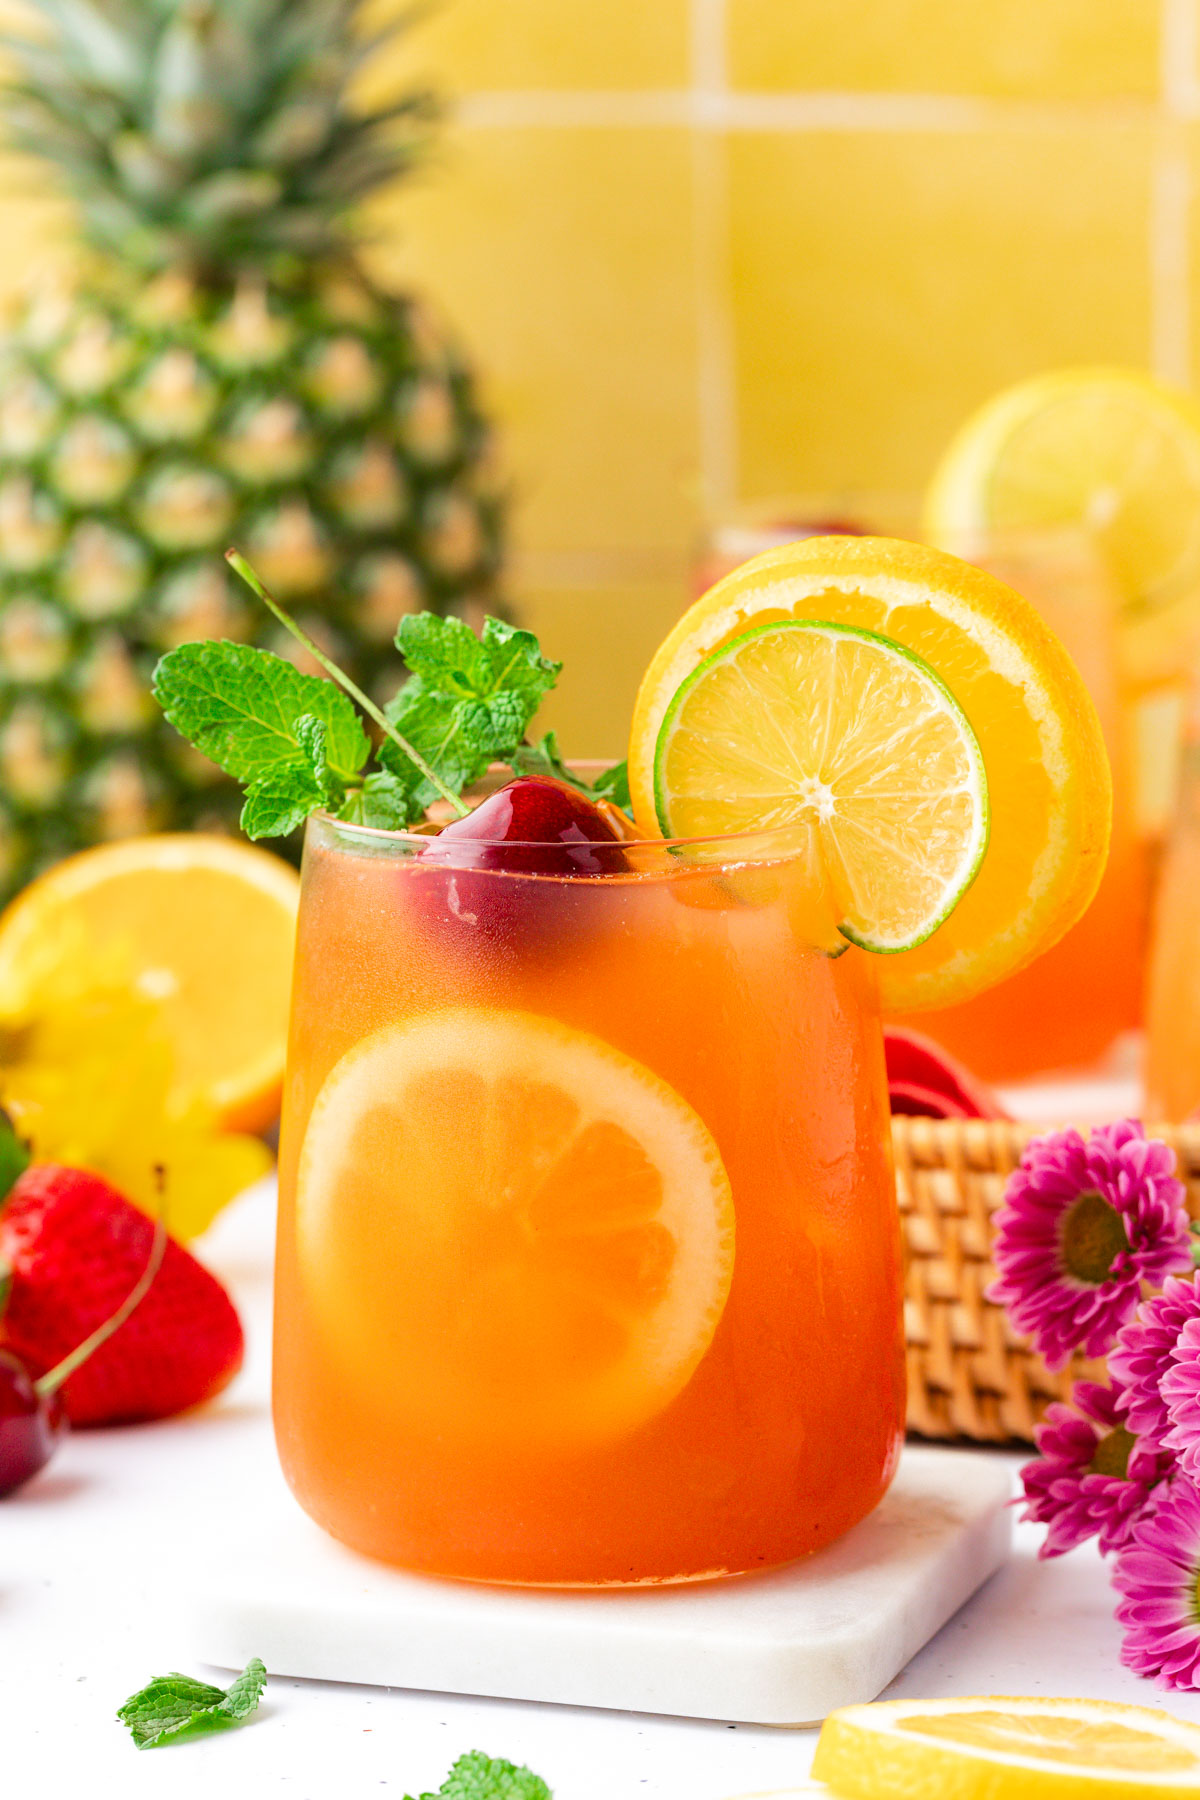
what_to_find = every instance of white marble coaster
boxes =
[187,1446,1011,1728]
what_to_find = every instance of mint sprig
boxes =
[406,1749,552,1799]
[117,1657,267,1750]
[378,613,561,816]
[152,550,629,837]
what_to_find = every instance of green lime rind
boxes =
[652,618,990,956]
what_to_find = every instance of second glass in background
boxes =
[901,526,1148,1082]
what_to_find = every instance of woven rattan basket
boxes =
[895,1116,1200,1445]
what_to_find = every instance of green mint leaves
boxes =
[153,554,632,837]
[117,1657,267,1750]
[406,1750,552,1800]
[113,1662,547,1799]
[152,641,370,838]
[377,613,561,819]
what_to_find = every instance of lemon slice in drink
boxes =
[654,620,987,954]
[629,535,1110,1012]
[811,1695,1200,1799]
[925,366,1200,614]
[296,1007,735,1450]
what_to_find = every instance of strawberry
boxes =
[0,1164,243,1426]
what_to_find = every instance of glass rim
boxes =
[309,808,819,858]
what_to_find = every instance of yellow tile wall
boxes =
[1,0,1194,751]
[727,0,1161,99]
[728,125,1154,503]
[369,0,1190,746]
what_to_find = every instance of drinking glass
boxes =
[272,795,905,1586]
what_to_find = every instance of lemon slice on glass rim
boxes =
[653,618,988,955]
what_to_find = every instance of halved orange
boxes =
[0,834,299,1133]
[629,536,1112,1013]
[296,1008,735,1449]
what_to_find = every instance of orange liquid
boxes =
[1146,738,1200,1120]
[273,821,905,1585]
[896,528,1143,1081]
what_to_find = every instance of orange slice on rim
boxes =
[628,535,1111,1013]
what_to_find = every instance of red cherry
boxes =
[404,776,628,949]
[0,1347,65,1497]
[421,775,627,875]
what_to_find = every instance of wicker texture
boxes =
[895,1117,1200,1444]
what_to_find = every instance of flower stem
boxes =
[225,549,470,819]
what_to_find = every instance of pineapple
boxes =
[0,0,502,897]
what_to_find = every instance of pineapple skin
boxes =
[0,264,502,896]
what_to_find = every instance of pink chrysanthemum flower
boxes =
[987,1120,1191,1370]
[1113,1475,1200,1689]
[1163,1317,1200,1482]
[1020,1379,1170,1558]
[1109,1273,1200,1450]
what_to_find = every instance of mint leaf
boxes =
[153,642,370,791]
[592,759,631,813]
[397,614,560,720]
[240,766,325,840]
[221,1659,268,1721]
[295,713,345,810]
[405,1750,552,1800]
[341,769,422,831]
[386,614,561,806]
[508,731,591,793]
[117,1657,267,1750]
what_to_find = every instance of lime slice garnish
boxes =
[653,619,989,954]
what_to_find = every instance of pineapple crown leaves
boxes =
[0,0,440,275]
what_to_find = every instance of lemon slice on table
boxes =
[654,620,987,954]
[924,366,1200,615]
[811,1695,1200,1799]
[629,535,1111,1013]
[0,834,299,1134]
[296,1008,735,1450]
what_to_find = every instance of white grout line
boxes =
[1163,0,1200,114]
[1154,0,1194,388]
[455,90,694,129]
[1150,131,1192,386]
[690,124,738,519]
[454,89,1160,133]
[690,0,728,110]
[689,0,738,517]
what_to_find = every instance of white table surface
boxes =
[8,1160,1199,1800]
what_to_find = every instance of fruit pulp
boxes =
[273,816,905,1585]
